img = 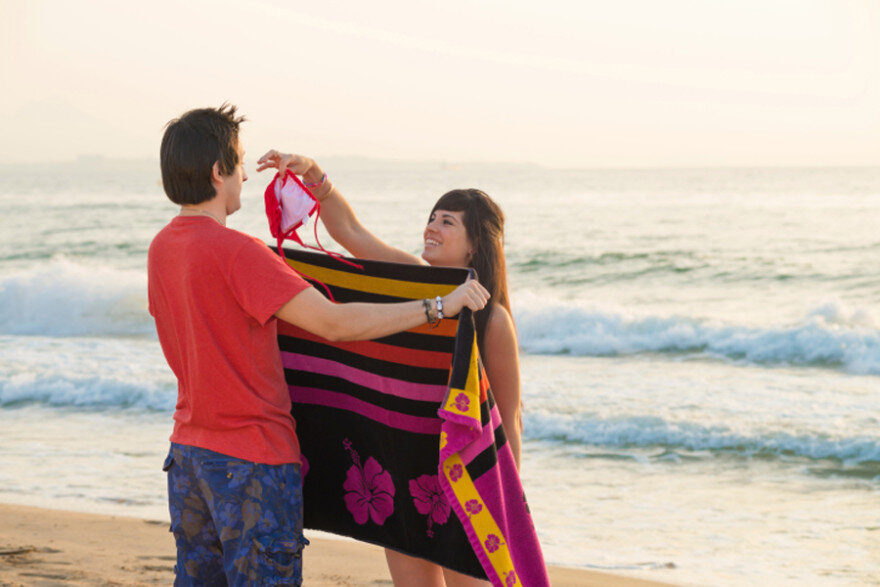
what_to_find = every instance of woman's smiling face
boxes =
[421,209,472,267]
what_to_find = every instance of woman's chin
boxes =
[421,249,445,266]
[422,249,466,268]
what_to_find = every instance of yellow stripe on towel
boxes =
[443,452,518,586]
[444,339,482,420]
[285,258,459,299]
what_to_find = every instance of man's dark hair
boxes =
[160,104,246,205]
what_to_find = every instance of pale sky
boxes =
[2,0,880,167]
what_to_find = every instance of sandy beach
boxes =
[0,503,673,586]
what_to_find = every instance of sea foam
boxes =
[524,411,880,465]
[0,372,175,411]
[514,298,880,374]
[0,257,153,337]
[4,258,879,375]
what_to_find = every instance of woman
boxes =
[257,151,522,587]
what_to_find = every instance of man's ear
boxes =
[211,161,224,184]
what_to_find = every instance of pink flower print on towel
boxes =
[448,463,463,483]
[484,533,502,553]
[453,392,470,413]
[465,499,482,516]
[409,474,451,537]
[342,438,395,525]
[504,570,518,586]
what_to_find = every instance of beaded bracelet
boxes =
[304,173,326,189]
[422,298,441,327]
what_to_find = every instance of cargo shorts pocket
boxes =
[252,533,307,584]
[162,453,174,471]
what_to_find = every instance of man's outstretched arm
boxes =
[275,279,489,342]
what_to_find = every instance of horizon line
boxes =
[2,155,880,173]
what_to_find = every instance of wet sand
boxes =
[0,503,674,586]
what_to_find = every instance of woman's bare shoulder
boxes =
[484,304,517,348]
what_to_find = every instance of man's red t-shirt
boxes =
[148,216,310,464]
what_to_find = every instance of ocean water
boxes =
[0,158,878,585]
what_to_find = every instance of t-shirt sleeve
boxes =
[227,239,311,325]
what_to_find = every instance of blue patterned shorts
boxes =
[163,443,309,586]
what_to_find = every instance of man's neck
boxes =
[179,201,227,226]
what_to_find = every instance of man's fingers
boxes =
[464,286,489,311]
[450,280,491,313]
[470,281,489,303]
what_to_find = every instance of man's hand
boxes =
[441,278,491,317]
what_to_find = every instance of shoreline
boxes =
[0,503,676,586]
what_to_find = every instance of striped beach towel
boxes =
[276,247,550,586]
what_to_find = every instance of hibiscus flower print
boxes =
[342,439,395,525]
[484,533,502,553]
[453,392,470,412]
[409,474,451,537]
[465,499,482,516]
[504,570,518,586]
[448,463,463,483]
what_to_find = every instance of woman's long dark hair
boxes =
[430,189,511,353]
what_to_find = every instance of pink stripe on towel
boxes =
[282,352,447,403]
[290,385,443,435]
[458,403,502,465]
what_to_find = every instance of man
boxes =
[148,104,489,585]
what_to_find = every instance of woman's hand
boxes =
[256,150,323,185]
[441,278,491,317]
